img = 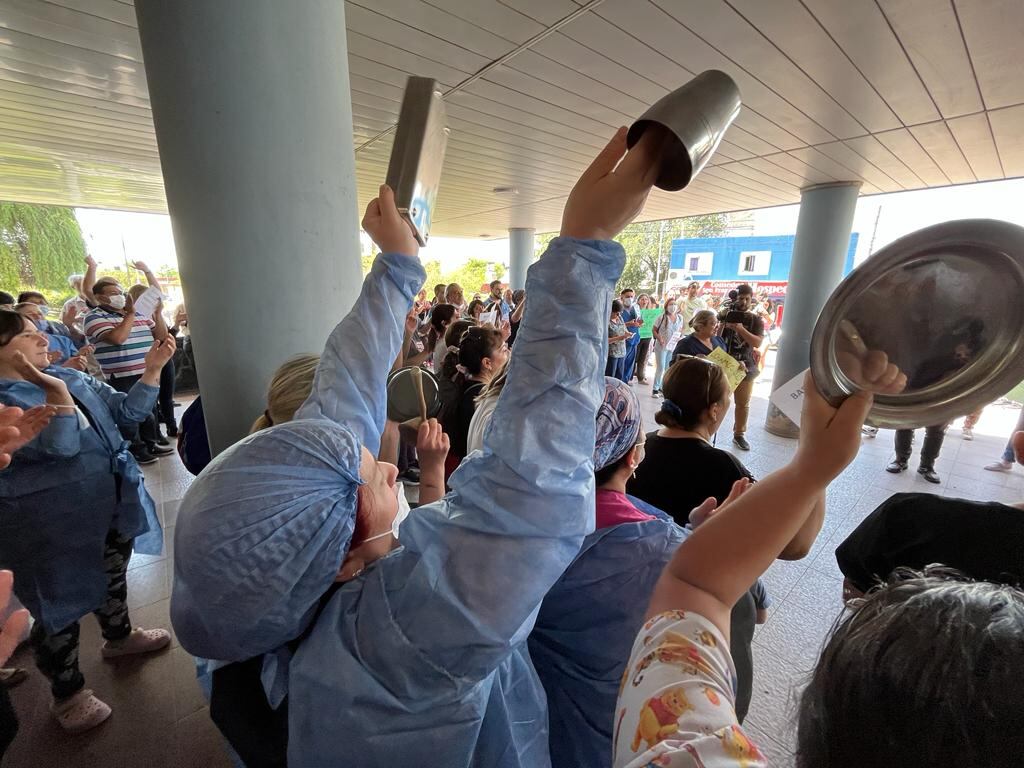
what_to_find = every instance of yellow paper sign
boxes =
[706,347,747,392]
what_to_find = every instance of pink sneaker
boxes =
[101,627,171,659]
[51,689,112,733]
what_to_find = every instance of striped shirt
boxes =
[84,307,154,377]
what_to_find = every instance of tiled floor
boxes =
[5,359,1023,767]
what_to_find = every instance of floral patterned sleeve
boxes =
[613,611,767,768]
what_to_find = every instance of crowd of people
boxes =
[1,126,1023,768]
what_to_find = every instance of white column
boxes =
[135,0,363,454]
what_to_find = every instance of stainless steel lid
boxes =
[810,219,1024,429]
[386,365,442,423]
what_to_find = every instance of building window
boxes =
[685,252,713,275]
[738,251,771,276]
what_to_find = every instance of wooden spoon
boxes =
[398,365,428,442]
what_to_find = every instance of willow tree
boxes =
[0,202,86,291]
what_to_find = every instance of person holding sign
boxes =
[634,294,658,385]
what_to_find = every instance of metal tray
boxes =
[810,219,1024,429]
[385,77,449,246]
[386,365,442,424]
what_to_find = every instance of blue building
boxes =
[666,233,859,297]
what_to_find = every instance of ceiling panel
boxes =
[0,0,1021,238]
[907,121,976,184]
[877,0,983,118]
[987,104,1024,178]
[954,0,1024,110]
[800,0,940,126]
[724,0,901,133]
[946,113,1004,181]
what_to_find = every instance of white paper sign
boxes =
[770,368,808,428]
[478,310,497,327]
[132,286,165,320]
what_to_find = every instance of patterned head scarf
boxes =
[593,377,643,471]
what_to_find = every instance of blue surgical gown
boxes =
[0,368,162,632]
[287,237,625,767]
[528,498,686,768]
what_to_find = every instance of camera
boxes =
[723,310,749,324]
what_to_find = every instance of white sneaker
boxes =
[962,426,974,441]
[984,460,1013,473]
[51,689,111,733]
[862,426,878,438]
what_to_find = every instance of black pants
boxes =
[29,531,133,700]
[894,424,948,468]
[730,590,756,723]
[211,657,288,768]
[157,357,176,434]
[0,685,16,761]
[108,373,160,453]
[634,337,653,381]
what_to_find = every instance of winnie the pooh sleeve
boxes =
[613,611,767,768]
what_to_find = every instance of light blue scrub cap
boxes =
[171,418,362,662]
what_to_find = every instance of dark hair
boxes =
[93,277,120,295]
[595,453,632,487]
[0,292,13,306]
[467,299,486,318]
[16,291,44,304]
[489,280,502,290]
[620,288,635,296]
[611,299,623,315]
[434,283,446,293]
[512,289,525,304]
[655,357,729,430]
[443,324,502,382]
[427,304,457,351]
[736,283,753,296]
[0,309,29,346]
[797,567,1024,768]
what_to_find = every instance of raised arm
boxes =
[82,255,98,304]
[133,261,162,291]
[388,127,664,679]
[293,186,425,456]
[645,377,873,638]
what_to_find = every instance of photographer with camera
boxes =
[718,283,764,452]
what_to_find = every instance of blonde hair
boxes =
[127,283,148,302]
[249,354,320,433]
[475,358,509,404]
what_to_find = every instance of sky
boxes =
[75,177,1024,273]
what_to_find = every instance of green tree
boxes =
[534,212,730,297]
[0,202,86,292]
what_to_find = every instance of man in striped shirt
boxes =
[84,277,173,465]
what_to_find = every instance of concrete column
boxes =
[766,182,861,437]
[135,0,363,454]
[508,228,535,290]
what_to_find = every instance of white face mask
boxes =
[365,482,411,543]
[107,294,126,310]
[666,305,677,314]
[622,297,633,307]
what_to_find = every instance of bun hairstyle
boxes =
[250,354,320,433]
[690,309,717,330]
[655,357,729,431]
[443,323,502,382]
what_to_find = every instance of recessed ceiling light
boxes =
[479,234,490,238]
[492,186,518,195]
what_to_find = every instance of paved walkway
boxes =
[6,356,1023,767]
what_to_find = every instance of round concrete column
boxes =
[766,182,861,437]
[508,228,535,290]
[135,0,364,454]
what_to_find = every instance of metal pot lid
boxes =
[810,219,1024,430]
[386,365,442,423]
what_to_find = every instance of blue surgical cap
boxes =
[171,418,363,662]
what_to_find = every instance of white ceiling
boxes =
[1,0,1022,237]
